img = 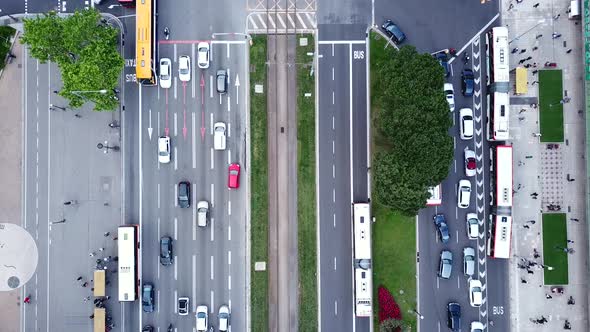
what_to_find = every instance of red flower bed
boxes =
[378,285,402,322]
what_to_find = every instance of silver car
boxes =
[463,247,475,276]
[439,250,453,279]
[197,201,209,227]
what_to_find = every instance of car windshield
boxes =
[197,312,206,318]
[230,170,238,176]
[180,66,188,74]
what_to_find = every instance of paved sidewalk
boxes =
[503,0,589,331]
[0,33,23,332]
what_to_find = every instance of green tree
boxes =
[372,45,453,214]
[380,318,411,332]
[21,10,123,111]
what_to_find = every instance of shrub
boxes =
[378,285,402,322]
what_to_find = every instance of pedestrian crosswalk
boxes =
[246,11,316,34]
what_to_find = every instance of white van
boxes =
[197,201,209,227]
[214,122,227,150]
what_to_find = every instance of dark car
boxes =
[462,69,475,96]
[160,236,173,266]
[436,52,450,77]
[433,214,450,244]
[381,20,406,44]
[178,181,191,208]
[142,326,154,332]
[216,69,228,93]
[447,302,461,331]
[142,283,155,313]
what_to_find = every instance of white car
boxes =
[459,108,474,140]
[463,247,475,277]
[158,136,171,163]
[469,279,483,307]
[196,305,208,331]
[178,55,191,82]
[218,305,230,331]
[471,321,484,332]
[214,122,227,150]
[159,58,172,89]
[197,201,209,227]
[444,83,455,112]
[466,213,479,239]
[457,179,471,209]
[197,42,210,69]
[464,148,476,177]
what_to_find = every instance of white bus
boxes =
[486,26,511,141]
[118,225,139,301]
[493,145,513,213]
[353,203,372,317]
[487,214,513,259]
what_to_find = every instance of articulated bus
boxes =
[486,26,511,141]
[136,0,157,85]
[353,203,372,317]
[118,225,140,301]
[487,145,513,258]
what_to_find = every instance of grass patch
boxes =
[0,26,16,71]
[538,70,564,142]
[542,213,569,285]
[296,34,317,332]
[250,35,269,332]
[370,30,417,331]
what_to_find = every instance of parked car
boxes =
[197,42,210,69]
[196,305,209,331]
[447,302,461,332]
[438,250,453,279]
[466,213,479,239]
[197,201,209,227]
[469,279,483,307]
[433,214,450,244]
[178,181,191,208]
[459,108,474,140]
[228,163,240,189]
[178,297,189,316]
[464,148,476,176]
[159,58,172,89]
[471,321,484,332]
[160,236,173,266]
[457,179,472,209]
[444,83,455,112]
[216,69,228,93]
[142,326,154,332]
[462,69,475,96]
[142,283,155,313]
[463,247,475,276]
[437,52,450,77]
[178,55,191,82]
[381,20,406,44]
[218,304,230,331]
[158,136,171,164]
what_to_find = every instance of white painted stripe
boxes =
[211,256,214,280]
[249,16,259,30]
[211,148,214,170]
[211,183,215,207]
[192,255,196,311]
[228,225,231,241]
[211,217,214,242]
[287,13,296,29]
[277,12,286,29]
[228,251,232,265]
[319,40,366,45]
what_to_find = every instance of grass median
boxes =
[296,34,317,332]
[542,213,569,285]
[538,70,564,142]
[250,35,269,332]
[370,30,417,331]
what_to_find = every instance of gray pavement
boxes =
[267,34,299,332]
[503,0,590,330]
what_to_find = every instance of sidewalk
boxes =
[503,0,589,331]
[0,32,23,332]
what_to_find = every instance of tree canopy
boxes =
[372,42,454,215]
[21,10,123,111]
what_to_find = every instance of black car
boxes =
[447,302,461,331]
[178,181,191,208]
[142,326,154,332]
[462,69,475,96]
[160,236,173,266]
[433,214,450,244]
[216,69,228,93]
[381,20,406,44]
[436,52,450,77]
[142,283,155,313]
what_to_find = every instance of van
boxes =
[214,122,227,150]
[197,201,209,227]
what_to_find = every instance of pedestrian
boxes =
[567,240,575,243]
[532,81,539,85]
[533,46,539,51]
[82,282,88,287]
[566,48,572,54]
[524,224,530,229]
[512,47,519,54]
[552,33,562,39]
[89,252,96,257]
[568,178,575,182]
[524,64,531,68]
[531,192,538,196]
[106,280,111,286]
[98,247,105,252]
[526,56,532,60]
[83,297,89,302]
[89,314,94,319]
[76,276,83,281]
[527,269,534,274]
[91,287,94,292]
[568,296,575,304]
[533,3,540,8]
[24,296,31,304]
[570,218,579,222]
[113,236,118,241]
[53,90,59,94]
[521,278,528,283]
[532,69,539,74]
[531,103,538,109]
[105,295,110,300]
[536,34,543,39]
[75,114,82,118]
[519,59,526,64]
[508,3,515,10]
[104,232,110,237]
[520,49,527,54]
[546,294,552,299]
[520,109,527,114]
[554,13,560,20]
[528,220,536,224]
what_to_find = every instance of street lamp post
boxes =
[409,309,424,320]
[50,219,66,225]
[97,141,120,154]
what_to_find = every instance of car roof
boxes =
[460,108,473,115]
[459,179,471,187]
[444,83,453,90]
[448,302,461,311]
[441,250,452,260]
[464,247,475,256]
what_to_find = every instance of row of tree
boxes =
[21,10,124,111]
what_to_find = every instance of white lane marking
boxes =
[192,112,196,168]
[210,75,214,98]
[211,217,215,242]
[334,257,337,270]
[335,301,338,315]
[210,40,248,44]
[227,95,231,111]
[332,67,335,80]
[192,255,196,312]
[332,43,334,56]
[228,225,231,241]
[157,183,161,209]
[210,291,214,313]
[192,205,196,240]
[174,77,178,99]
[193,183,197,230]
[174,113,178,136]
[333,164,335,178]
[227,149,231,165]
[157,218,161,279]
[333,214,336,228]
[211,183,215,207]
[191,44,196,98]
[228,251,232,265]
[174,217,178,240]
[174,184,178,207]
[228,275,232,290]
[210,113,214,135]
[174,290,178,314]
[332,91,335,105]
[228,201,232,215]
[175,146,179,170]
[227,43,230,58]
[174,256,178,280]
[332,140,335,154]
[220,93,223,105]
[333,189,336,202]
[211,256,214,280]
[228,122,231,138]
[211,148,215,170]
[319,40,366,44]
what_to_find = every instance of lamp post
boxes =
[97,141,120,154]
[50,219,66,225]
[409,309,424,320]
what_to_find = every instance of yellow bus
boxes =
[136,0,156,85]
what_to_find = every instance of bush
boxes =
[378,285,402,322]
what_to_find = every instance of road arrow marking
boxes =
[148,109,153,139]
[235,74,240,104]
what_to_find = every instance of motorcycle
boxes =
[164,27,170,40]
[463,53,470,64]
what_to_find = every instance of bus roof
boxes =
[135,0,153,80]
[493,215,512,258]
[492,92,510,141]
[353,203,371,260]
[118,226,137,301]
[354,267,372,317]
[491,27,510,86]
[496,146,513,208]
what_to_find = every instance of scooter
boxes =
[463,52,470,64]
[167,324,173,332]
[164,27,170,40]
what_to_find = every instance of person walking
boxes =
[104,232,110,237]
[566,49,572,54]
[76,276,83,281]
[533,3,540,8]
[520,49,527,54]
[512,47,519,54]
[552,33,562,39]
[24,295,31,304]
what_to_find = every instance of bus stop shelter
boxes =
[93,270,105,297]
[515,67,528,94]
[93,308,105,332]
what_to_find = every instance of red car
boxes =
[228,163,240,189]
